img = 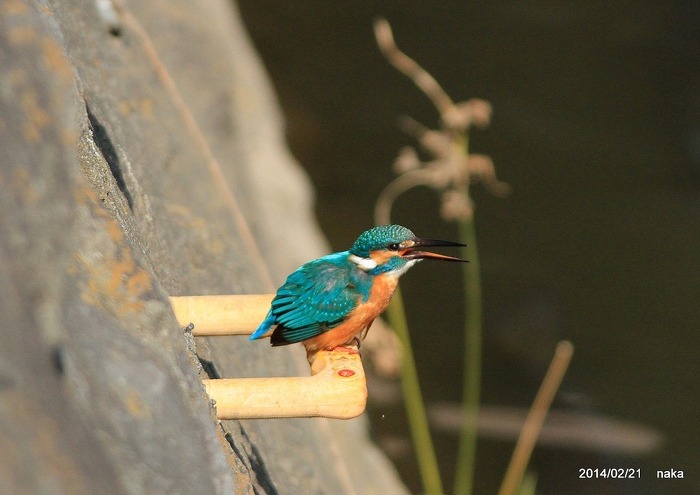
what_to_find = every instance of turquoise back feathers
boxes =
[257,252,374,345]
[249,225,466,347]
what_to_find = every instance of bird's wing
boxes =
[268,258,362,345]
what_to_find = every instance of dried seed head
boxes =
[441,190,473,221]
[443,99,493,130]
[393,146,421,173]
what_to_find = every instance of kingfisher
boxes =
[249,224,466,353]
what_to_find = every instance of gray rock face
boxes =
[0,1,407,494]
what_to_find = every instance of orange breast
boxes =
[304,274,399,352]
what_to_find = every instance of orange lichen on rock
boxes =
[74,187,154,316]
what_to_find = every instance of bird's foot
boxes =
[331,345,360,355]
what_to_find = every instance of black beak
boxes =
[401,237,468,262]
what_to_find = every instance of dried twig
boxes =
[498,341,575,495]
[374,18,454,117]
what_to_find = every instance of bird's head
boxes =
[348,224,467,275]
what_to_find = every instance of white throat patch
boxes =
[388,258,418,277]
[348,254,378,271]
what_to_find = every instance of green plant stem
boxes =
[453,217,482,495]
[387,287,444,495]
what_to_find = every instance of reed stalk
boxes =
[453,217,483,495]
[386,288,444,495]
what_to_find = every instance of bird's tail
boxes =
[249,310,275,341]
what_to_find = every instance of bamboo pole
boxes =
[169,294,273,336]
[169,294,368,419]
[203,348,367,419]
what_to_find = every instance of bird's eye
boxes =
[388,243,400,251]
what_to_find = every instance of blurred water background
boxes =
[238,2,699,493]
